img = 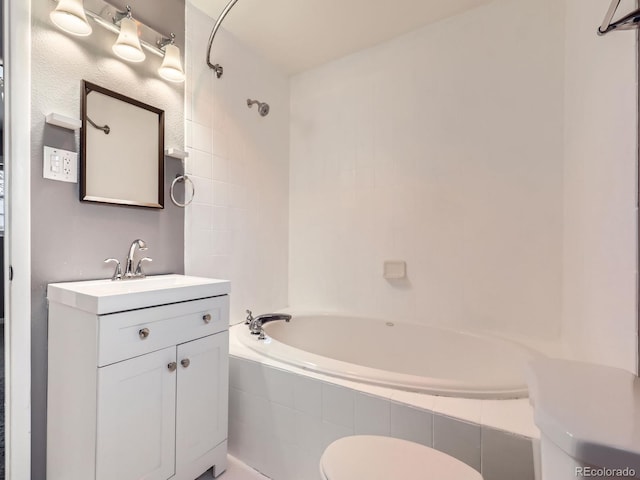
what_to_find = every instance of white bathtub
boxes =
[238,313,538,399]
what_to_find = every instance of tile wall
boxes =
[184,2,290,324]
[562,0,638,373]
[288,0,565,340]
[228,355,536,480]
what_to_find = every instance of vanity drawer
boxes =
[97,295,229,366]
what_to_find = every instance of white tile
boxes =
[229,357,267,398]
[190,150,213,179]
[212,129,229,158]
[293,374,322,418]
[321,383,355,428]
[433,414,481,472]
[190,176,214,205]
[481,399,539,439]
[212,206,229,230]
[212,181,229,206]
[269,402,297,441]
[390,402,433,447]
[264,366,295,407]
[354,393,390,436]
[211,154,228,182]
[211,229,232,255]
[432,396,482,424]
[481,428,535,480]
[192,121,213,153]
[294,411,324,459]
[321,421,354,452]
[190,204,214,230]
[390,390,437,412]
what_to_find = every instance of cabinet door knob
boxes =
[167,362,177,372]
[138,328,150,339]
[202,313,212,323]
[180,358,190,368]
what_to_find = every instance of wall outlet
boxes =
[43,146,78,183]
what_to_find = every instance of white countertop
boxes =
[48,274,231,314]
[527,358,640,471]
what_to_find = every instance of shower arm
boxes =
[598,0,640,35]
[206,0,240,78]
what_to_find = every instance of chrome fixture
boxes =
[124,239,148,278]
[104,239,152,280]
[245,309,253,324]
[134,257,153,278]
[104,258,123,280]
[49,0,185,83]
[247,99,270,117]
[86,116,110,134]
[248,313,292,340]
[206,0,239,78]
[598,0,640,35]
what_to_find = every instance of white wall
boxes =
[562,0,638,373]
[185,2,290,324]
[289,0,565,339]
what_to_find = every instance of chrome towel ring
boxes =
[170,174,195,208]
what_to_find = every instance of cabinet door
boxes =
[96,346,177,480]
[176,332,229,472]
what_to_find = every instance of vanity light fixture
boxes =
[49,0,185,82]
[111,6,145,63]
[50,0,92,36]
[157,34,185,83]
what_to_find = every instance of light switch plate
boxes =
[43,146,78,183]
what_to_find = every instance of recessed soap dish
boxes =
[383,260,406,279]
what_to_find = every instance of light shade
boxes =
[158,44,185,83]
[112,17,145,63]
[50,0,92,36]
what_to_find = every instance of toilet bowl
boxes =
[320,435,483,480]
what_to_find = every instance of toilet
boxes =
[320,435,483,480]
[528,358,640,480]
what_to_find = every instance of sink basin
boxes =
[47,274,231,314]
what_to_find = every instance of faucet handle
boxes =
[245,309,253,324]
[134,257,152,278]
[104,258,123,281]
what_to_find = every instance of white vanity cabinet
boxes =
[46,275,231,480]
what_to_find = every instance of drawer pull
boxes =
[167,362,177,372]
[138,328,150,339]
[180,358,190,368]
[203,313,212,324]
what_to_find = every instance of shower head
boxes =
[247,99,270,117]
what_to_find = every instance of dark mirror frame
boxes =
[80,80,165,209]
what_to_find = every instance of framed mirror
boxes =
[81,81,165,208]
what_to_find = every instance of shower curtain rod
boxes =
[598,0,640,35]
[206,0,240,78]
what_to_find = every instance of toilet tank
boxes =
[527,359,640,480]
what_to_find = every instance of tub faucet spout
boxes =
[249,313,292,339]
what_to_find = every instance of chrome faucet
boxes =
[104,239,152,281]
[124,239,148,278]
[248,312,292,339]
